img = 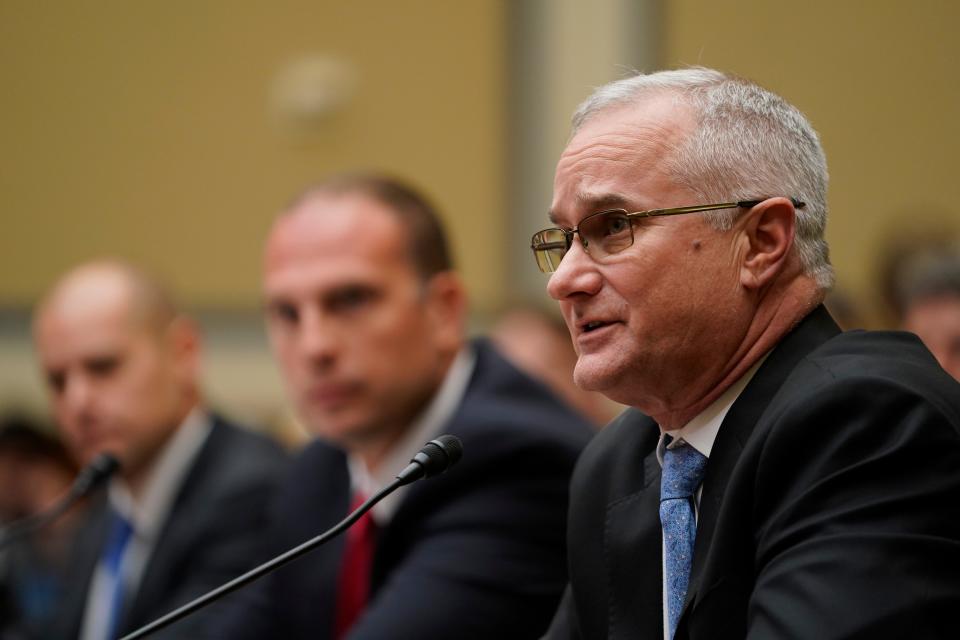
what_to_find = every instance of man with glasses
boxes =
[221,174,592,639]
[538,68,960,639]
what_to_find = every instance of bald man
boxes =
[32,261,287,640]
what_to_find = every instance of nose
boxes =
[297,308,339,372]
[546,241,602,301]
[59,373,96,427]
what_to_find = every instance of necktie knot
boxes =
[660,441,708,501]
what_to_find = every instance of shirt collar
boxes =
[348,345,476,524]
[109,407,212,540]
[656,355,767,467]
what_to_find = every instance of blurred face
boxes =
[33,275,195,474]
[263,194,463,449]
[903,295,960,381]
[546,98,747,409]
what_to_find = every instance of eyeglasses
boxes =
[531,197,805,273]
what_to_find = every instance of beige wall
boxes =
[664,0,960,325]
[0,1,506,310]
[4,1,958,421]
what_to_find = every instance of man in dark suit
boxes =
[30,261,287,639]
[534,68,960,639]
[221,174,593,639]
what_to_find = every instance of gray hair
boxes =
[572,67,834,291]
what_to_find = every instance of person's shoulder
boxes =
[189,413,289,498]
[781,329,960,416]
[749,329,960,461]
[209,413,289,467]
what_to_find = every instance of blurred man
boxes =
[32,261,287,639]
[535,68,960,639]
[223,175,592,639]
[899,250,960,380]
[490,305,621,427]
[0,416,78,639]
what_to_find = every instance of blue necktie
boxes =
[101,510,134,640]
[660,440,708,639]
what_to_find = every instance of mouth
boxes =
[305,382,361,407]
[579,319,615,334]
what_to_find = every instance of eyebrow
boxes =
[548,191,635,226]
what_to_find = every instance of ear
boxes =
[166,315,202,380]
[424,271,467,352]
[739,197,796,291]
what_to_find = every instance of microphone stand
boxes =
[0,453,119,552]
[0,493,84,551]
[120,434,462,640]
[120,477,402,640]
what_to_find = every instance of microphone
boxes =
[120,435,463,640]
[71,452,122,495]
[0,452,120,551]
[396,434,463,485]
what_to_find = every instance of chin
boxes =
[573,359,616,393]
[574,357,642,406]
[302,410,371,446]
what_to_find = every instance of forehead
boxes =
[550,96,696,224]
[263,193,416,294]
[35,276,145,363]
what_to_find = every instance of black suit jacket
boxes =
[221,339,594,640]
[47,414,287,640]
[546,306,960,639]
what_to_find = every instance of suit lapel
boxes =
[603,415,664,640]
[54,495,112,637]
[681,306,841,621]
[119,418,224,632]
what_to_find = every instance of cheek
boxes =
[274,340,305,382]
[371,318,438,381]
[118,361,180,421]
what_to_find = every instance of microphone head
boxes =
[89,452,121,477]
[423,435,462,476]
[395,434,464,485]
[72,453,121,495]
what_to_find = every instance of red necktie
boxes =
[334,492,378,639]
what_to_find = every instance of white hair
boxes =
[572,67,834,291]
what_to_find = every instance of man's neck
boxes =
[651,280,822,430]
[117,404,198,501]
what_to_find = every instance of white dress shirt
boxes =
[80,408,211,640]
[656,357,766,640]
[347,346,476,525]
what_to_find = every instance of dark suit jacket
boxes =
[221,339,594,640]
[546,306,960,640]
[47,414,287,640]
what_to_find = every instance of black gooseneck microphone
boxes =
[120,434,463,640]
[0,452,121,551]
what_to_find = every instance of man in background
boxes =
[0,416,78,638]
[223,174,592,639]
[535,68,960,638]
[32,260,287,639]
[490,305,620,427]
[899,249,960,380]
